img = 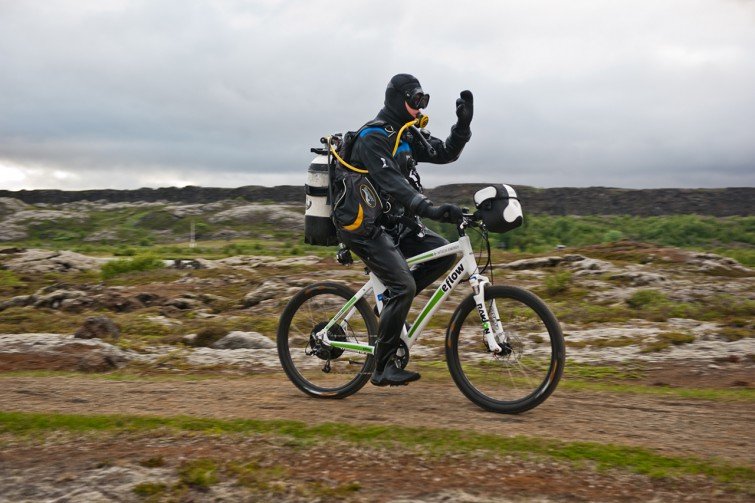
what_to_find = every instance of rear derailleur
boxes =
[306,321,347,373]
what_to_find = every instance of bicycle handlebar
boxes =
[458,210,484,235]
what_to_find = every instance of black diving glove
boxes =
[455,90,474,133]
[417,200,465,224]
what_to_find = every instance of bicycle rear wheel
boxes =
[446,285,565,414]
[277,282,378,399]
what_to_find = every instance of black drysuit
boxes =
[337,107,472,372]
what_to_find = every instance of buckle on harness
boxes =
[336,245,353,266]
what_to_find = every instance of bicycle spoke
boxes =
[448,286,564,413]
[278,284,377,398]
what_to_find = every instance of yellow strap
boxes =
[342,203,364,231]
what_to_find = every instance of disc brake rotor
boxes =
[495,334,524,362]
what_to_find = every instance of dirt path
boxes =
[1,374,752,466]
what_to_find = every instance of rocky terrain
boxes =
[0,191,753,501]
[1,244,752,372]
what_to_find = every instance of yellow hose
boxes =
[392,119,418,156]
[330,116,423,173]
[330,143,368,174]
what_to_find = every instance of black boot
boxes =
[371,361,421,387]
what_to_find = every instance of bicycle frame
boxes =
[316,233,506,355]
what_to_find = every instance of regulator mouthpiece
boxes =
[416,113,429,128]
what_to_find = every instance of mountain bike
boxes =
[277,213,565,414]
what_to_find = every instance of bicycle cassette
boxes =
[308,321,346,360]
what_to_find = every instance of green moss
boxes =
[626,289,668,309]
[587,336,639,348]
[242,316,281,338]
[561,379,755,401]
[114,247,137,256]
[0,307,85,334]
[658,331,695,345]
[640,340,669,353]
[564,363,644,380]
[0,269,25,290]
[132,482,167,497]
[542,271,573,297]
[178,458,219,488]
[603,229,624,242]
[27,219,88,242]
[709,247,755,268]
[640,332,695,353]
[718,327,753,342]
[101,255,165,280]
[227,460,288,491]
[119,316,176,339]
[189,324,229,348]
[139,456,166,468]
[150,350,191,369]
[565,339,588,349]
[303,480,361,498]
[699,295,755,320]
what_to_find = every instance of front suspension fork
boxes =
[471,275,506,353]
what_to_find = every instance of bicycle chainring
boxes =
[309,321,346,361]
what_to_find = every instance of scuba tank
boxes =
[304,147,339,246]
[305,115,431,247]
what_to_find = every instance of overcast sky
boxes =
[1,0,754,191]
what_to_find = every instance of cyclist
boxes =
[336,73,474,386]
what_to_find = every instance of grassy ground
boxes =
[1,410,752,488]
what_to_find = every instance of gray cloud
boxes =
[1,0,754,190]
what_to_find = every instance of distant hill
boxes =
[1,185,752,217]
[429,185,755,217]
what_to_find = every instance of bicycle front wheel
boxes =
[446,285,565,414]
[277,282,378,399]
